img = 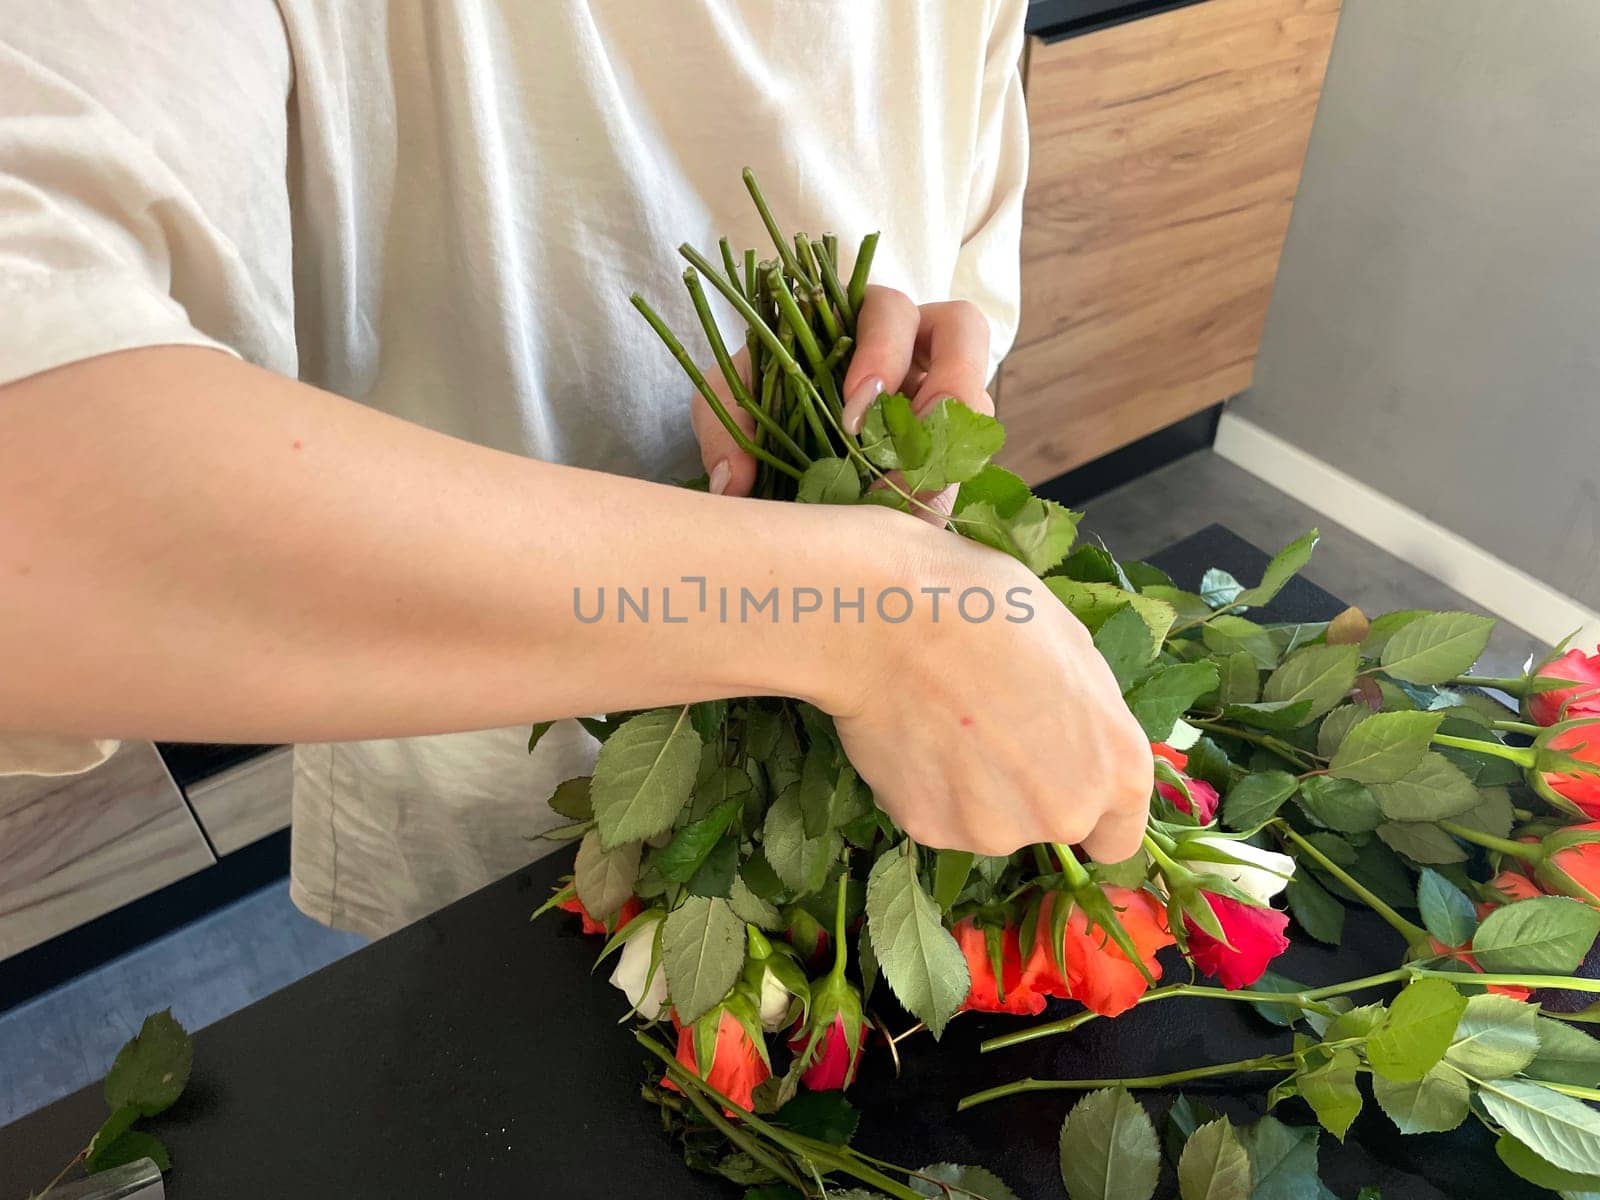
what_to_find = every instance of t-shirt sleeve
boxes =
[0,1,298,387]
[952,0,1030,378]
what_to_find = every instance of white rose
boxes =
[758,968,793,1031]
[1188,835,1296,904]
[609,920,668,1020]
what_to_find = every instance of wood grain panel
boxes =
[186,748,292,856]
[0,741,214,959]
[998,0,1342,484]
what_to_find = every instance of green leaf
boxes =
[1300,1047,1362,1141]
[1370,753,1481,821]
[1329,711,1445,784]
[83,1130,171,1174]
[1236,530,1320,609]
[84,1104,141,1172]
[911,1163,1021,1200]
[574,830,641,919]
[1362,610,1429,657]
[1126,662,1221,741]
[1316,706,1371,759]
[1496,1135,1600,1193]
[689,699,730,744]
[882,398,1006,493]
[728,875,784,931]
[865,845,969,1039]
[1200,568,1246,609]
[1058,1087,1161,1200]
[104,1009,193,1118]
[797,744,838,839]
[1380,612,1497,685]
[1372,1064,1470,1133]
[1166,1095,1225,1166]
[1323,1002,1386,1043]
[795,457,862,504]
[932,850,976,913]
[661,896,745,1025]
[772,1090,859,1147]
[861,392,931,471]
[1095,604,1160,692]
[1221,700,1313,733]
[1047,579,1176,653]
[1444,993,1539,1079]
[1295,777,1383,834]
[1366,978,1468,1082]
[1529,1018,1600,1087]
[1222,771,1299,832]
[527,720,556,753]
[1263,646,1360,724]
[591,708,702,849]
[1285,872,1345,945]
[1237,1115,1320,1200]
[1377,821,1467,864]
[1177,1118,1253,1200]
[762,785,840,898]
[547,776,593,822]
[1203,616,1280,671]
[1472,897,1600,975]
[1218,652,1261,707]
[1475,1079,1600,1177]
[685,836,738,899]
[1247,970,1310,1028]
[1417,868,1478,946]
[1448,786,1516,840]
[956,474,1083,575]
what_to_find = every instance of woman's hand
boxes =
[691,286,993,520]
[819,519,1154,863]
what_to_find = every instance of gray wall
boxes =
[1235,0,1600,608]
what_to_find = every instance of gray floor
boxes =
[0,882,363,1125]
[0,448,1543,1127]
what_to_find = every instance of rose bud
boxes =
[1152,743,1220,824]
[608,914,668,1020]
[1178,836,1295,905]
[1539,723,1600,819]
[1529,648,1600,726]
[1482,870,1544,912]
[1536,822,1600,906]
[788,974,866,1092]
[670,1007,771,1114]
[1019,889,1173,1017]
[953,918,1047,1016]
[559,892,642,936]
[1182,892,1291,990]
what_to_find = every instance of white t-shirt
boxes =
[0,0,1028,938]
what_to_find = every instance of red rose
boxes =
[1153,744,1220,823]
[1530,648,1600,726]
[1020,889,1173,1017]
[788,1012,866,1091]
[1182,892,1290,990]
[953,919,1048,1016]
[1481,870,1544,912]
[670,1009,771,1113]
[558,893,642,936]
[1542,724,1600,818]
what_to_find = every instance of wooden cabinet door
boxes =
[998,0,1341,484]
[0,741,214,959]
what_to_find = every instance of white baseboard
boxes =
[1214,412,1600,650]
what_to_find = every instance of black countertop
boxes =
[1026,0,1210,41]
[0,526,1547,1200]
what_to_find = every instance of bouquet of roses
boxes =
[534,172,1600,1200]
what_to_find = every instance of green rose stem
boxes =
[1431,733,1538,768]
[1275,823,1430,947]
[1056,843,1158,987]
[637,1034,924,1200]
[629,292,803,480]
[1450,674,1532,695]
[1491,719,1544,736]
[1187,719,1321,772]
[828,867,849,984]
[1434,820,1545,864]
[956,1052,1297,1112]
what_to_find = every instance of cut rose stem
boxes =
[956,1052,1297,1112]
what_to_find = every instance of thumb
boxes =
[691,351,759,497]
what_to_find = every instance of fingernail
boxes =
[842,377,884,435]
[708,459,731,496]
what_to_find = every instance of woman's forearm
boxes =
[0,346,919,742]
